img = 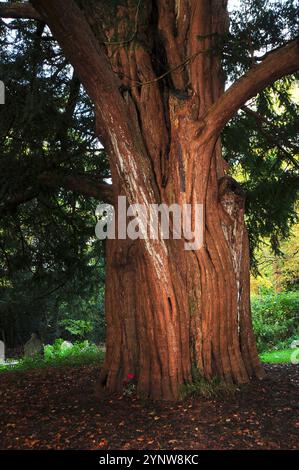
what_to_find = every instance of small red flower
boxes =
[127,373,135,380]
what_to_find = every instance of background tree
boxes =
[0,15,110,346]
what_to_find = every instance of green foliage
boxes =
[223,0,299,264]
[43,338,99,360]
[225,0,298,79]
[0,1,298,350]
[43,338,65,358]
[58,319,94,339]
[251,223,299,293]
[56,288,106,343]
[252,291,299,352]
[223,80,299,266]
[260,348,296,364]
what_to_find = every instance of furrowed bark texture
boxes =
[30,0,299,399]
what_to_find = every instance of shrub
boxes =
[252,290,299,352]
[44,339,99,360]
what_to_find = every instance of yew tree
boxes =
[1,0,298,400]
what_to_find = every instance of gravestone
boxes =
[61,341,73,351]
[24,333,43,358]
[0,341,4,363]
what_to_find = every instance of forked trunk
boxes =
[29,0,270,400]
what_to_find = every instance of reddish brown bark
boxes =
[26,0,299,399]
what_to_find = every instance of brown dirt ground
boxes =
[0,363,298,450]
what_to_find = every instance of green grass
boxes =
[0,348,296,376]
[259,348,296,363]
[0,350,105,374]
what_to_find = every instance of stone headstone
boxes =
[0,341,4,363]
[24,333,43,358]
[0,81,4,105]
[61,341,73,351]
[291,339,299,364]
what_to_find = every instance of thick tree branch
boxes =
[38,171,114,205]
[1,187,39,214]
[0,2,41,20]
[200,38,299,142]
[242,105,299,169]
[30,0,124,119]
[30,0,160,211]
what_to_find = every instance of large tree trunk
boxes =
[91,1,264,399]
[100,148,264,400]
[31,0,299,399]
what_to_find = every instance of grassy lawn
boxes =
[0,348,297,374]
[259,348,297,364]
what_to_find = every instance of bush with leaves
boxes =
[0,338,104,373]
[44,338,99,360]
[252,290,299,352]
[58,319,94,339]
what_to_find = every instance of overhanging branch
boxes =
[0,2,41,20]
[38,171,114,204]
[200,38,299,142]
[30,0,123,110]
[1,171,114,215]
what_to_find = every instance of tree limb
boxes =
[1,171,114,215]
[30,0,158,209]
[200,38,299,142]
[38,171,114,205]
[0,2,41,20]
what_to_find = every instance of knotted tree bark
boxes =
[10,0,297,399]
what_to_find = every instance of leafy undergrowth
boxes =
[0,364,298,450]
[252,291,299,353]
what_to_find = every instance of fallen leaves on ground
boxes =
[0,364,298,450]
